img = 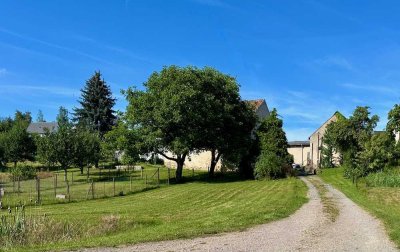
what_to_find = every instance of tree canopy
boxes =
[73,71,116,135]
[254,109,293,179]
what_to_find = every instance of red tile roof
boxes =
[245,99,265,111]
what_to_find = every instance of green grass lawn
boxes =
[319,168,400,248]
[3,175,308,251]
[0,163,196,208]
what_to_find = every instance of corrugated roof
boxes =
[27,122,58,134]
[288,141,310,147]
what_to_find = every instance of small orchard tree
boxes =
[3,119,35,168]
[254,109,293,179]
[102,118,140,165]
[73,128,101,177]
[35,129,58,170]
[54,107,75,181]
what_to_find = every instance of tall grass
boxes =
[365,168,400,187]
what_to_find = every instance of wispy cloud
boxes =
[191,0,230,8]
[0,84,79,97]
[314,56,353,70]
[341,83,397,94]
[0,68,7,76]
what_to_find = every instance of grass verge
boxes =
[2,176,307,251]
[319,168,400,248]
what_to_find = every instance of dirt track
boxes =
[81,176,398,252]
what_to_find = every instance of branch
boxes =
[157,151,178,162]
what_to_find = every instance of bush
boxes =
[254,151,287,179]
[9,164,37,180]
[365,168,400,187]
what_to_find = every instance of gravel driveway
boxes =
[81,176,398,252]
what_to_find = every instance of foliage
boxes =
[36,110,45,122]
[254,109,293,179]
[1,118,35,167]
[183,68,257,176]
[102,119,140,165]
[73,71,116,135]
[54,107,75,179]
[355,132,397,176]
[365,168,400,187]
[387,103,400,136]
[126,66,219,181]
[325,107,379,182]
[9,164,37,180]
[35,130,58,170]
[73,128,101,174]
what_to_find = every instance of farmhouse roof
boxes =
[309,111,345,139]
[27,122,58,134]
[245,99,265,111]
[288,141,310,147]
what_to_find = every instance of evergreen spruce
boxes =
[73,71,116,135]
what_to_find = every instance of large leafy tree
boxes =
[186,68,257,177]
[73,71,116,135]
[126,66,223,182]
[326,106,379,182]
[387,103,400,137]
[254,109,293,179]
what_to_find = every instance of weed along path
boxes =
[83,177,398,252]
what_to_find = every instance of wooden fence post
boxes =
[113,177,115,196]
[92,180,95,199]
[145,174,147,188]
[157,168,160,187]
[71,171,74,185]
[192,168,194,178]
[168,167,170,185]
[54,174,57,197]
[130,175,132,192]
[66,179,70,202]
[36,177,41,204]
[17,176,20,194]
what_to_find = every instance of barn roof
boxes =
[27,122,58,134]
[245,99,265,111]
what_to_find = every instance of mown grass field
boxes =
[0,163,194,208]
[2,175,308,251]
[319,168,400,248]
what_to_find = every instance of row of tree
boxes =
[322,105,400,184]
[0,67,294,182]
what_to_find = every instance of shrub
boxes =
[9,164,37,180]
[365,168,400,187]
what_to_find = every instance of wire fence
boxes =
[0,165,197,209]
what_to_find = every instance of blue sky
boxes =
[1,0,400,141]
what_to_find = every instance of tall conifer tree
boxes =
[73,71,116,135]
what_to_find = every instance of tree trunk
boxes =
[209,149,221,177]
[80,167,84,175]
[176,159,184,183]
[87,167,90,181]
[14,161,17,169]
[175,154,187,183]
[64,169,67,182]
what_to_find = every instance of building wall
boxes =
[162,151,221,170]
[309,114,339,169]
[287,145,310,166]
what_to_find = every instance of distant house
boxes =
[27,122,58,136]
[308,111,344,170]
[287,141,310,167]
[161,99,270,170]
